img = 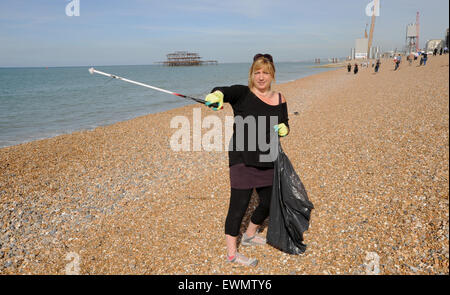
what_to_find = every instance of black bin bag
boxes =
[267,141,314,254]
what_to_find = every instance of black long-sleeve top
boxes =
[211,85,289,168]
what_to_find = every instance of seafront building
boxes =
[350,38,380,60]
[446,28,449,48]
[425,39,445,54]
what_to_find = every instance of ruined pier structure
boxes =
[157,51,218,66]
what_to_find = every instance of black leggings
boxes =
[225,186,272,237]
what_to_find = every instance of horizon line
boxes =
[0,58,352,69]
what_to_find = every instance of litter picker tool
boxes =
[88,67,219,108]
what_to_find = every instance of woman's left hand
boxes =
[274,123,288,137]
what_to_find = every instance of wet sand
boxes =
[0,55,448,274]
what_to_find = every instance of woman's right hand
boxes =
[205,91,224,111]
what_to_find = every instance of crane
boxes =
[367,0,379,59]
[416,12,420,52]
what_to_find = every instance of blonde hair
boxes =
[248,58,276,89]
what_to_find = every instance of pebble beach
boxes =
[0,55,448,275]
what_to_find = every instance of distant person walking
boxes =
[440,48,443,55]
[394,54,401,71]
[407,53,414,66]
[347,63,351,73]
[353,63,358,74]
[433,48,438,56]
[422,52,428,66]
[419,51,428,66]
[374,59,381,73]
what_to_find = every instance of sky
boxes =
[0,0,448,67]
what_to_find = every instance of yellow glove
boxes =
[274,123,288,137]
[205,91,224,111]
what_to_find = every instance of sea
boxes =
[0,62,333,148]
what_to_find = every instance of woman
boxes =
[422,51,428,66]
[374,59,381,73]
[394,55,400,71]
[204,54,289,266]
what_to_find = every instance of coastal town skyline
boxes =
[0,0,449,67]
